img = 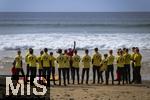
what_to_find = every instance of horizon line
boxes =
[0,11,150,13]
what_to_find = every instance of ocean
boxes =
[0,12,150,50]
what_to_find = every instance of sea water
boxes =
[0,12,150,50]
[1,12,150,78]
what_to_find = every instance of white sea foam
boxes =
[0,33,150,50]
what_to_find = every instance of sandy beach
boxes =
[0,49,150,100]
[50,81,150,100]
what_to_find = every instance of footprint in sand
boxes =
[83,88,88,91]
[59,97,65,100]
[102,93,107,95]
[89,93,94,97]
[116,95,120,98]
[95,94,100,98]
[93,98,98,100]
[146,86,150,88]
[84,96,87,98]
[69,89,75,91]
[83,88,88,93]
[69,98,75,100]
[132,95,136,98]
[64,94,70,97]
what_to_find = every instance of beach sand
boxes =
[0,49,150,100]
[50,82,150,100]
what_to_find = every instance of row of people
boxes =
[13,47,142,86]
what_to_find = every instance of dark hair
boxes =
[120,50,123,55]
[64,49,67,54]
[29,48,33,54]
[104,54,108,57]
[126,48,129,52]
[117,51,120,55]
[57,49,62,54]
[50,52,53,55]
[118,48,122,52]
[123,48,126,51]
[136,48,139,52]
[85,49,89,54]
[94,48,98,52]
[135,47,139,49]
[17,50,21,54]
[40,50,43,55]
[74,50,77,54]
[29,48,32,51]
[132,47,135,50]
[44,48,48,52]
[109,50,113,54]
[29,48,33,52]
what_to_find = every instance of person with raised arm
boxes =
[67,41,76,81]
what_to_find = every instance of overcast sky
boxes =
[0,0,150,12]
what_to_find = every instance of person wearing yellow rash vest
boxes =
[100,54,108,84]
[37,50,43,84]
[50,52,56,85]
[115,49,122,81]
[72,50,81,84]
[116,50,125,85]
[41,48,51,87]
[81,49,91,84]
[106,50,115,85]
[92,48,102,84]
[123,48,126,55]
[57,49,66,86]
[133,48,142,84]
[64,50,70,84]
[27,48,37,86]
[13,50,25,81]
[25,48,32,82]
[123,48,131,84]
[131,47,136,83]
